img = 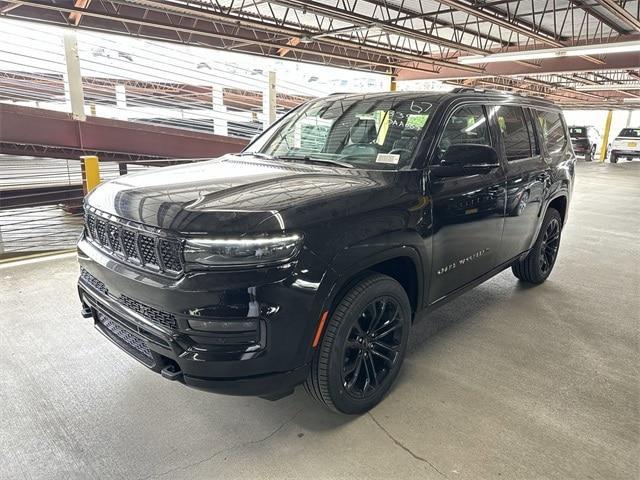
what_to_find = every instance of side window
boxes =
[437,105,490,159]
[525,108,540,156]
[494,106,532,161]
[535,110,567,154]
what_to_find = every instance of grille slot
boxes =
[86,214,97,239]
[80,267,108,295]
[119,294,178,330]
[84,210,183,276]
[121,229,139,261]
[138,234,159,267]
[107,223,123,253]
[159,239,182,272]
[97,311,155,366]
[95,218,108,246]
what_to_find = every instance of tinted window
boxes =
[525,109,540,155]
[437,105,490,159]
[569,127,586,137]
[536,110,567,154]
[618,128,640,138]
[249,94,435,169]
[494,106,532,161]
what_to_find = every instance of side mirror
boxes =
[431,144,500,177]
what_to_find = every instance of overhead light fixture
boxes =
[458,40,640,65]
[575,84,640,91]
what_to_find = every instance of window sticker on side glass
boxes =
[376,153,400,164]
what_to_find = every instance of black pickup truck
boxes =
[77,89,575,414]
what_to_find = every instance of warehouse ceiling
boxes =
[1,0,639,107]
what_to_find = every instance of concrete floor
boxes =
[1,161,638,480]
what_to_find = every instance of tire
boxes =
[304,273,411,414]
[585,145,594,162]
[512,208,563,284]
[610,152,618,163]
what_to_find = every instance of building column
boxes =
[212,86,228,136]
[63,31,86,121]
[262,71,276,130]
[115,84,128,120]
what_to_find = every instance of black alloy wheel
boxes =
[305,273,411,414]
[512,208,563,284]
[341,297,404,399]
[539,217,561,274]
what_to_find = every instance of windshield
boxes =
[246,94,434,169]
[569,127,586,138]
[618,128,640,138]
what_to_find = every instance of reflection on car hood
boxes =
[86,155,386,233]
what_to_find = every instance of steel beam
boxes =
[267,0,489,55]
[593,0,640,33]
[0,0,481,72]
[433,0,564,47]
[0,104,248,159]
[362,0,513,47]
[1,0,482,73]
[568,0,631,34]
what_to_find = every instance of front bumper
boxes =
[77,238,326,398]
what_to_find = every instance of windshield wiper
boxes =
[236,152,275,160]
[275,155,353,169]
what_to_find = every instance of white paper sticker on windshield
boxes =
[376,153,400,164]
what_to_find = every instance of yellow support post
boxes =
[81,155,101,193]
[599,110,613,162]
[390,76,397,92]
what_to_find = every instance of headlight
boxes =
[184,233,303,267]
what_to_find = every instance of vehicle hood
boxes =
[86,155,393,233]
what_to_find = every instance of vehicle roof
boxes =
[327,89,560,110]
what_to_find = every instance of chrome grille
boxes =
[84,209,183,276]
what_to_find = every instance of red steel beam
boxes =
[0,104,248,160]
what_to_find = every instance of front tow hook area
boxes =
[161,363,183,381]
[81,306,93,318]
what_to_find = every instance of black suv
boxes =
[569,126,600,161]
[77,90,575,414]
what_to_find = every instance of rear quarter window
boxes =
[535,110,567,154]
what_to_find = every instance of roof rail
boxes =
[450,86,538,99]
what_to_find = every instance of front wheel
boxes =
[512,208,562,284]
[304,273,411,414]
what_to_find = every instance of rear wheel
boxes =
[512,208,562,284]
[304,273,411,414]
[610,152,618,163]
[585,145,594,162]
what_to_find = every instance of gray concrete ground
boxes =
[1,161,638,480]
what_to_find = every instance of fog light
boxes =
[187,318,259,332]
